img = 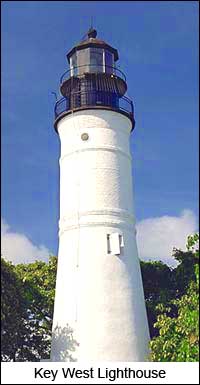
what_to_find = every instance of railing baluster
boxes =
[55,91,134,129]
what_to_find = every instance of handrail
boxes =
[54,90,134,121]
[60,64,126,84]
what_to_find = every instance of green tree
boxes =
[140,260,174,338]
[1,258,27,361]
[1,256,57,361]
[150,234,199,361]
[172,233,199,297]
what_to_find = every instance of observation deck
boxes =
[54,28,135,132]
[54,65,135,131]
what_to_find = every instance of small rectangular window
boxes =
[110,233,120,255]
[107,233,124,255]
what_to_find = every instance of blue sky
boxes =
[2,1,199,264]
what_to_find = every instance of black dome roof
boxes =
[67,28,119,62]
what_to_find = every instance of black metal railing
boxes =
[54,90,134,121]
[60,64,126,84]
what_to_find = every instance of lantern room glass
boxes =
[70,48,115,76]
[90,48,103,72]
[105,50,114,73]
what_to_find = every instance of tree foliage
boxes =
[140,260,174,338]
[149,233,199,361]
[1,258,27,361]
[1,256,57,361]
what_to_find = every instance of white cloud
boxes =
[136,210,198,267]
[1,218,50,265]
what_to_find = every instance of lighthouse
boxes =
[50,28,150,362]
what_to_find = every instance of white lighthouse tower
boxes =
[50,28,150,362]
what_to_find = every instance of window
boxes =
[105,50,114,74]
[81,133,89,141]
[77,49,90,74]
[90,48,103,73]
[70,53,77,76]
[107,233,124,255]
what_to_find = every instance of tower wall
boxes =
[51,110,150,361]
